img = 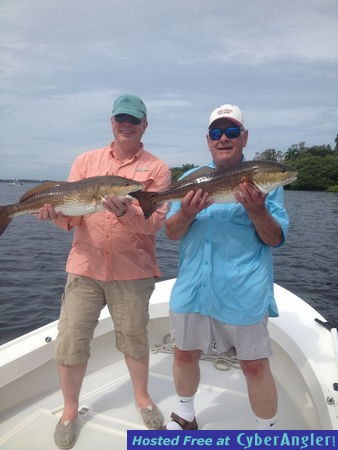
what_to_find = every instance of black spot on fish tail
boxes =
[0,206,12,236]
[129,191,159,219]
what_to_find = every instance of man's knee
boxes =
[174,347,201,365]
[240,358,270,379]
[55,329,92,365]
[115,329,149,359]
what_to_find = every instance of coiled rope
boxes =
[151,334,240,372]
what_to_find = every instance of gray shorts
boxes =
[55,274,155,365]
[170,312,272,360]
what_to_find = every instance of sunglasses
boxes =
[114,114,142,125]
[208,127,242,140]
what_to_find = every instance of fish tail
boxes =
[129,191,159,219]
[0,206,12,236]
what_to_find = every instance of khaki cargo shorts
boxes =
[55,274,155,365]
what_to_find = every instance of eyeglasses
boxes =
[208,127,242,140]
[114,114,142,125]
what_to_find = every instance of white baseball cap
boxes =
[209,104,244,128]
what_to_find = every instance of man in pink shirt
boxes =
[39,94,171,448]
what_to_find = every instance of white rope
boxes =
[151,335,240,372]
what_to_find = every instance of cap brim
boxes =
[112,107,145,119]
[209,118,243,128]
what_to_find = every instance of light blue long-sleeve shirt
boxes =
[167,165,289,325]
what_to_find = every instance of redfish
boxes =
[0,175,143,235]
[130,160,298,219]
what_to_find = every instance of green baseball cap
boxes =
[112,94,147,119]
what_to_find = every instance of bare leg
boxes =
[125,354,154,408]
[163,348,201,430]
[58,362,87,422]
[173,348,202,396]
[240,358,278,419]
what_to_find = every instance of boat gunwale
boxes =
[1,280,337,429]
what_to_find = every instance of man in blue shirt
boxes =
[164,104,289,430]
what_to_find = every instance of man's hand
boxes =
[180,189,214,220]
[165,189,213,240]
[234,182,267,215]
[102,195,132,217]
[37,204,64,221]
[234,182,282,246]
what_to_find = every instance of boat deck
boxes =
[1,280,336,449]
[0,340,310,450]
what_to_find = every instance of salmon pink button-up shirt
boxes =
[55,143,171,281]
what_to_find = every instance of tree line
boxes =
[170,134,338,192]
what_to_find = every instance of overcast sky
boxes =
[1,0,338,179]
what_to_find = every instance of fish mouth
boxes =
[288,174,298,183]
[288,169,298,181]
[281,173,298,185]
[129,183,145,194]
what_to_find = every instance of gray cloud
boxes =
[1,0,338,178]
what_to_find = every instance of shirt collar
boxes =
[210,153,245,169]
[109,141,144,163]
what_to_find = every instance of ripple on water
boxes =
[0,186,337,344]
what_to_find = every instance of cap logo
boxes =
[217,108,232,115]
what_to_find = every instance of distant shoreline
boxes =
[1,179,45,184]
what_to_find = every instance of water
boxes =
[0,183,337,344]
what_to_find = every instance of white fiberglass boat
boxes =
[0,279,337,449]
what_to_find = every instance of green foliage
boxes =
[287,156,338,191]
[284,142,337,161]
[171,163,197,182]
[254,148,284,162]
[254,138,338,191]
[328,185,338,193]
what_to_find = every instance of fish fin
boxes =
[240,176,253,184]
[178,166,216,183]
[163,166,216,190]
[254,183,269,194]
[129,190,159,219]
[242,177,269,195]
[0,206,12,236]
[19,181,66,202]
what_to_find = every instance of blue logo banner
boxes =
[127,430,337,450]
